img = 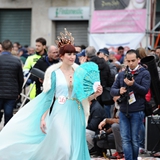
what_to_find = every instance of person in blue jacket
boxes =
[110,49,151,160]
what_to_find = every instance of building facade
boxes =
[0,0,160,48]
[0,0,90,47]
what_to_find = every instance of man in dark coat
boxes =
[85,46,112,115]
[0,40,24,125]
[86,100,108,155]
[110,49,151,160]
[31,45,59,96]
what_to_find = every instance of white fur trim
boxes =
[43,62,62,93]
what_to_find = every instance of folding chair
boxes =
[19,68,44,109]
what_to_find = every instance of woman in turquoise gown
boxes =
[0,44,101,160]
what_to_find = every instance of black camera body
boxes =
[93,130,107,141]
[117,93,128,104]
[117,70,133,104]
[124,71,133,81]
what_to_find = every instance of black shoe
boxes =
[89,147,97,155]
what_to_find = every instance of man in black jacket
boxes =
[31,45,59,96]
[0,40,24,125]
[86,100,108,154]
[85,46,112,112]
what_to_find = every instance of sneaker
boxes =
[110,152,124,159]
[112,151,119,157]
[116,153,124,159]
[139,147,146,154]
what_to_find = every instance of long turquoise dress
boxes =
[0,62,99,160]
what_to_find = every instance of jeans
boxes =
[119,111,144,160]
[139,121,145,149]
[0,99,16,125]
[104,105,111,118]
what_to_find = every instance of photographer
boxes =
[98,104,124,159]
[86,100,108,155]
[110,49,151,160]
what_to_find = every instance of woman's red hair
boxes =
[59,44,76,56]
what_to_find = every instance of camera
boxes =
[124,71,133,81]
[117,93,128,104]
[93,130,107,141]
[117,70,133,104]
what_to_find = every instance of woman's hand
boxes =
[94,85,103,98]
[40,119,47,134]
[40,110,49,134]
[88,85,103,102]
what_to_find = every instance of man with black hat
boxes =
[98,48,117,76]
[97,48,117,118]
[85,46,112,112]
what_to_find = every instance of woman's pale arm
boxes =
[40,110,49,134]
[88,85,103,102]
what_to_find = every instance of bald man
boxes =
[31,45,59,96]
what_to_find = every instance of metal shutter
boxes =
[55,21,88,46]
[0,9,31,46]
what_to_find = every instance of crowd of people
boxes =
[0,32,160,159]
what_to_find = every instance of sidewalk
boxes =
[90,149,160,160]
[91,158,160,160]
[0,114,160,160]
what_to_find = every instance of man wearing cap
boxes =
[97,48,117,118]
[85,46,111,107]
[98,48,117,76]
[75,49,86,65]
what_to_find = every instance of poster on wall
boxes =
[90,0,146,33]
[89,0,147,49]
[94,0,146,10]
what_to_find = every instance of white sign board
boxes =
[48,7,89,20]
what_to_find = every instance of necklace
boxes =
[68,75,73,97]
[60,67,74,97]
